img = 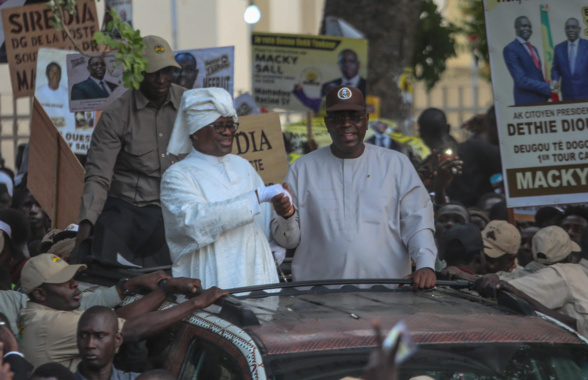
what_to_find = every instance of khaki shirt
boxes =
[508,260,588,336]
[79,84,186,224]
[19,303,125,370]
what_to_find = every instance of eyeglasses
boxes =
[327,114,367,125]
[208,122,239,133]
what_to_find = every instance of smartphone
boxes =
[439,148,456,163]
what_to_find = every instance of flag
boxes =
[540,4,559,101]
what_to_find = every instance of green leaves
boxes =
[47,1,147,90]
[413,0,458,91]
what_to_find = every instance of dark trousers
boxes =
[91,197,171,268]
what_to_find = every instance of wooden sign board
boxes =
[29,97,84,229]
[2,0,99,98]
[232,112,289,186]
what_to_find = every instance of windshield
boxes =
[266,343,588,379]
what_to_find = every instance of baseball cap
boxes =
[445,223,484,253]
[532,225,581,264]
[482,220,521,258]
[325,85,365,112]
[142,35,181,74]
[0,220,12,253]
[21,254,86,294]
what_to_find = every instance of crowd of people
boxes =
[0,33,587,379]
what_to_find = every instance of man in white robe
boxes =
[161,88,281,288]
[271,85,437,290]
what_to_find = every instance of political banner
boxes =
[232,112,288,186]
[66,51,125,112]
[234,92,260,116]
[484,0,588,207]
[1,0,99,98]
[35,48,96,155]
[172,46,234,95]
[0,0,45,63]
[101,0,133,38]
[251,32,368,112]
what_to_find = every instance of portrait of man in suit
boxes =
[551,18,588,101]
[503,16,551,106]
[320,49,367,98]
[71,57,118,101]
[173,52,199,89]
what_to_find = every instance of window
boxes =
[179,338,246,380]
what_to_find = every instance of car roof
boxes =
[235,286,584,356]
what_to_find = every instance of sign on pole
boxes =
[29,98,85,229]
[251,32,368,112]
[232,113,289,186]
[484,0,588,207]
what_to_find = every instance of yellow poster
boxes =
[252,32,368,112]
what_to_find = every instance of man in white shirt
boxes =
[35,62,74,130]
[161,88,281,288]
[271,85,437,289]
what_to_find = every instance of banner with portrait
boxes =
[66,51,125,113]
[1,0,99,97]
[171,46,234,95]
[101,0,133,38]
[251,32,368,112]
[485,0,588,207]
[35,48,96,155]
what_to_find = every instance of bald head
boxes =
[78,305,118,333]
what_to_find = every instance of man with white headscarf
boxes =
[161,88,281,288]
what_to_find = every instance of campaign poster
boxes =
[35,48,95,155]
[66,51,125,112]
[172,46,234,95]
[484,0,588,207]
[0,0,46,63]
[1,0,99,97]
[101,0,133,38]
[234,92,260,117]
[251,32,368,112]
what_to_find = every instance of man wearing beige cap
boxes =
[18,254,227,370]
[478,225,588,336]
[271,85,437,290]
[75,35,186,268]
[480,220,520,274]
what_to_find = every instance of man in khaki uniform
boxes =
[478,226,587,336]
[18,254,227,370]
[75,35,186,267]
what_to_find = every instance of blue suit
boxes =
[503,39,550,105]
[71,77,118,100]
[551,38,588,101]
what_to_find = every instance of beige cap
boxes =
[21,253,86,294]
[142,35,181,74]
[482,220,521,258]
[532,225,581,264]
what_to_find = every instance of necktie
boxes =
[525,42,541,71]
[99,81,109,96]
[569,42,576,74]
[377,135,384,147]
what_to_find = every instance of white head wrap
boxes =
[167,88,238,155]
